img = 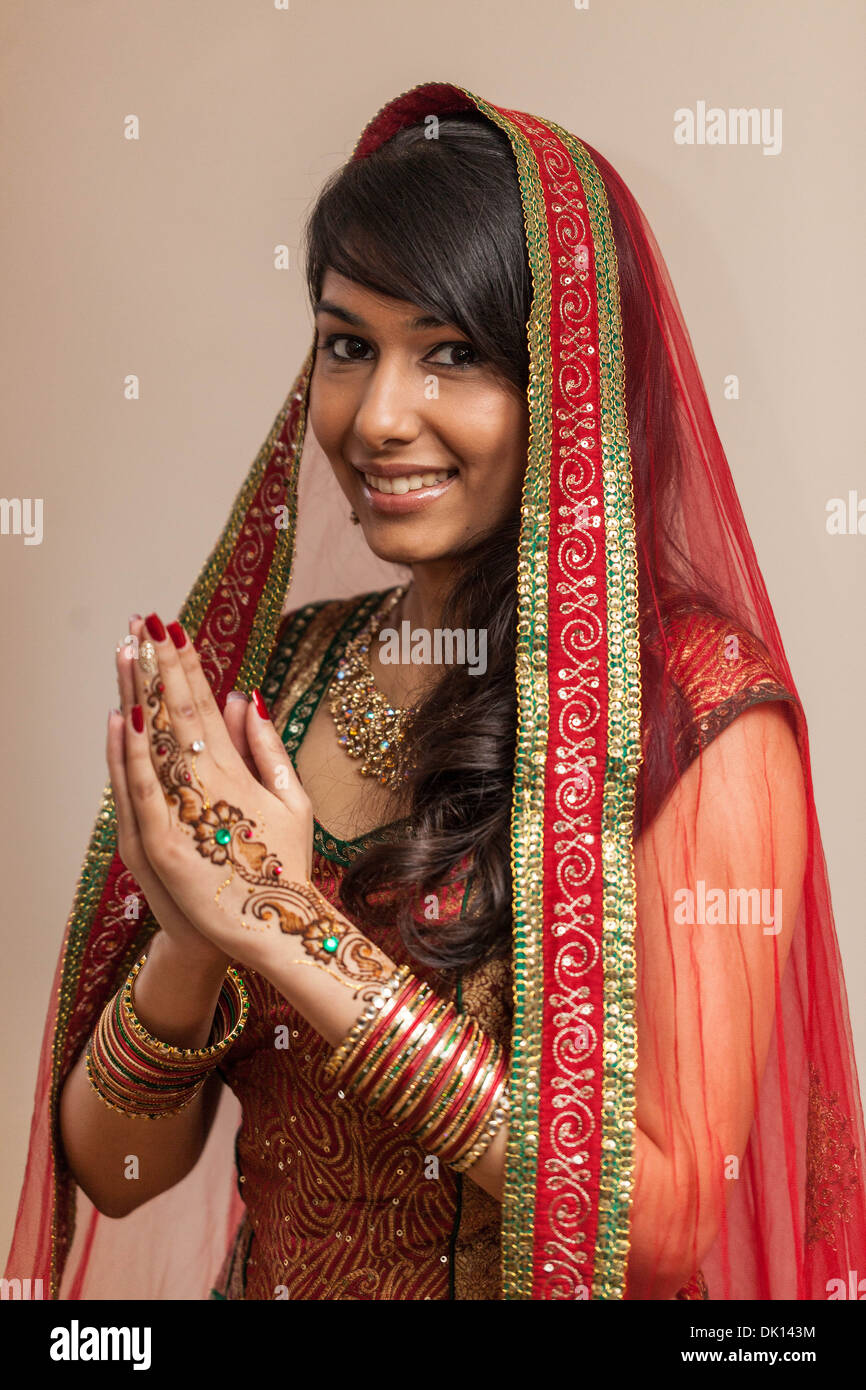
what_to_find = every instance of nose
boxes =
[351,356,422,450]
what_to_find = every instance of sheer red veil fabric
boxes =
[6,81,865,1300]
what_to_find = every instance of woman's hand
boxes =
[109,617,231,970]
[108,612,314,971]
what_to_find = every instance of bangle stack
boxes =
[85,953,249,1120]
[325,966,510,1173]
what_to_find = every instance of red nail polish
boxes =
[145,613,166,642]
[252,687,269,720]
[167,621,187,649]
[131,705,144,733]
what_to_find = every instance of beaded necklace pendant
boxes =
[328,586,417,790]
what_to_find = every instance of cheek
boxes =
[308,375,353,453]
[453,391,528,483]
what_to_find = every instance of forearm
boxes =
[254,902,508,1202]
[58,932,227,1218]
[625,1128,721,1300]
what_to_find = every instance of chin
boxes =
[361,526,455,568]
[363,540,445,568]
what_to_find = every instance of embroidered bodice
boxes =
[212,590,797,1300]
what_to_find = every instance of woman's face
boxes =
[309,269,528,567]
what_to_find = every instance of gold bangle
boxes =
[384,1014,469,1130]
[450,1086,511,1172]
[324,964,411,1085]
[364,1000,453,1111]
[439,1063,508,1164]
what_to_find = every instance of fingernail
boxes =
[252,687,269,720]
[167,621,187,649]
[145,613,166,642]
[129,613,141,625]
[226,690,247,703]
[131,705,144,734]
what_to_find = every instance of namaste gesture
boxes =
[106,612,392,993]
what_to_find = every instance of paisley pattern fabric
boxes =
[211,592,798,1299]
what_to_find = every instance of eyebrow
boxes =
[314,298,448,332]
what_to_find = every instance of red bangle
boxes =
[423,1031,493,1152]
[355,991,443,1104]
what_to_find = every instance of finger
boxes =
[224,691,258,778]
[158,617,241,766]
[115,614,142,716]
[134,617,232,778]
[124,699,171,839]
[107,707,141,857]
[244,687,306,806]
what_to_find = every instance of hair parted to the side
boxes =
[301,113,748,977]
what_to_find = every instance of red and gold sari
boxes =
[6,81,865,1300]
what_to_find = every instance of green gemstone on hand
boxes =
[214,827,232,845]
[322,935,340,954]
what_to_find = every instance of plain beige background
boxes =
[1,0,864,1261]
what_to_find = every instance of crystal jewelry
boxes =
[328,586,418,789]
[138,639,158,674]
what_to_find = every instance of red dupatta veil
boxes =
[6,81,866,1300]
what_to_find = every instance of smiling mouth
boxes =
[361,469,458,495]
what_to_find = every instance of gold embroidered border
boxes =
[549,123,642,1299]
[235,348,314,692]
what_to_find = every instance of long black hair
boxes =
[302,113,530,975]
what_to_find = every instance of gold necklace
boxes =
[328,586,418,789]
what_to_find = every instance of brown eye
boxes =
[321,335,372,361]
[428,342,481,369]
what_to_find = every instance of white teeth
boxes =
[363,470,454,495]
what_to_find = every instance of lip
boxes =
[358,471,459,516]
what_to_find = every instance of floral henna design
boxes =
[138,667,393,994]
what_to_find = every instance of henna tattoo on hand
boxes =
[139,666,393,998]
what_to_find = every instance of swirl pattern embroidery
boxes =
[512,110,604,1300]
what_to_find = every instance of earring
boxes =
[349,509,360,525]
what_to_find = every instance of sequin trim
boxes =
[550,121,642,1300]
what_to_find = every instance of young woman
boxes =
[7,81,866,1301]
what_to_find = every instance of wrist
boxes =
[133,930,230,1048]
[153,928,231,983]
